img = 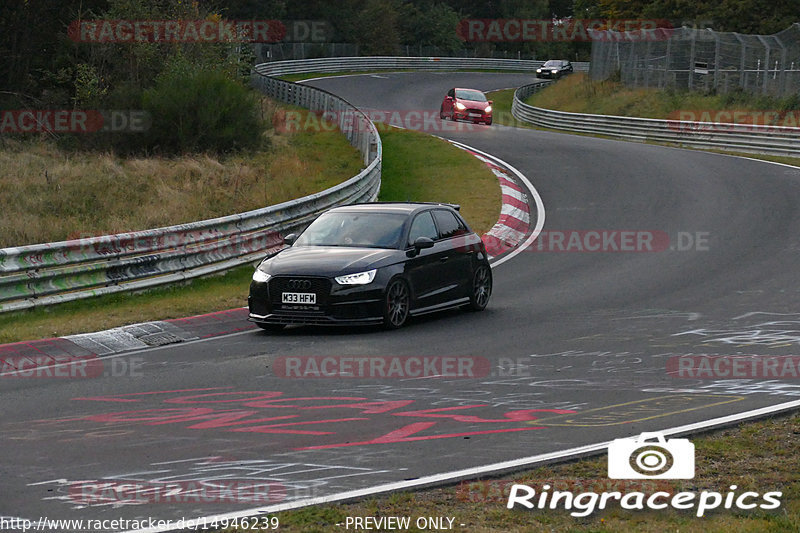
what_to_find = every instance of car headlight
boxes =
[455,102,466,111]
[252,269,271,283]
[485,105,492,113]
[335,269,377,285]
[536,69,542,73]
[551,69,558,73]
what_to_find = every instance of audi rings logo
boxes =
[287,279,312,290]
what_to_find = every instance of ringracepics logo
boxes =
[608,432,694,479]
[507,432,782,517]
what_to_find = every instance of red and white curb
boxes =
[446,139,544,263]
[0,308,254,376]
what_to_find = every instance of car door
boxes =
[431,209,474,303]
[404,210,450,308]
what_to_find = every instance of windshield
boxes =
[455,89,487,102]
[543,60,562,67]
[295,212,406,248]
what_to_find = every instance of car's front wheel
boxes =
[467,265,492,311]
[383,278,410,329]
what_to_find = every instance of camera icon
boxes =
[607,432,695,479]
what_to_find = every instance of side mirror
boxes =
[414,236,434,250]
[284,233,297,245]
[445,96,453,101]
[488,100,493,105]
[407,236,434,257]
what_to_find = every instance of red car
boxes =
[440,88,493,125]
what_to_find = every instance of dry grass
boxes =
[0,98,363,248]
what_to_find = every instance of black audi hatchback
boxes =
[248,202,492,330]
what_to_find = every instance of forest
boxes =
[1,0,796,153]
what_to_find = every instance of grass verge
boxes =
[0,99,362,248]
[0,126,500,343]
[377,126,500,234]
[227,411,800,532]
[525,73,800,119]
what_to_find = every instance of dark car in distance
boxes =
[248,203,492,330]
[440,88,493,125]
[536,59,574,79]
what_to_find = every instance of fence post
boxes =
[757,35,770,94]
[688,28,696,90]
[713,31,721,90]
[663,35,671,89]
[735,34,747,89]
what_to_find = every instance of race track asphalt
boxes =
[2,72,799,529]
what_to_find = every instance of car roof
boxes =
[327,202,460,215]
[454,87,484,92]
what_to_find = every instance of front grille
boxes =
[268,276,331,307]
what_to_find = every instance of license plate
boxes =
[469,112,481,117]
[282,292,316,304]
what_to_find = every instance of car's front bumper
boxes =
[248,275,386,326]
[453,109,492,122]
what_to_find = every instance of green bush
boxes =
[143,65,262,155]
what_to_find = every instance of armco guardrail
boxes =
[512,81,800,157]
[0,69,381,313]
[254,56,589,77]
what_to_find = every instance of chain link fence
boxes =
[589,23,800,97]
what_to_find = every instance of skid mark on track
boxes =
[60,389,577,451]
